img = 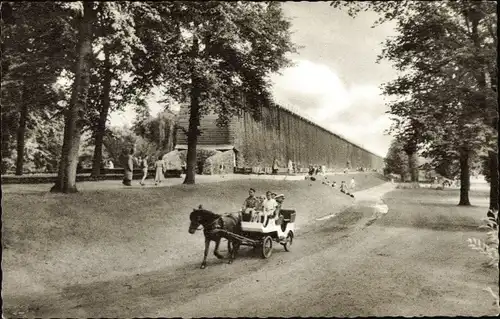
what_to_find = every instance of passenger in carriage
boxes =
[242,188,258,210]
[274,194,285,224]
[261,191,278,223]
[242,188,258,222]
[254,195,265,211]
[274,194,287,240]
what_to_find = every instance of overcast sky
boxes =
[109,2,398,158]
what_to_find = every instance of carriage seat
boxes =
[280,209,296,223]
[241,208,255,222]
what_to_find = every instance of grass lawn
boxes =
[2,173,385,297]
[375,187,499,316]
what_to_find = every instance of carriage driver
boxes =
[242,188,259,221]
[274,194,286,240]
[242,188,258,210]
[274,194,285,223]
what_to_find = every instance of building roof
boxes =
[175,144,234,151]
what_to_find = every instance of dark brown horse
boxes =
[188,206,242,269]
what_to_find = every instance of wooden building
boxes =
[175,103,384,172]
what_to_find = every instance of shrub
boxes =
[162,150,183,170]
[177,149,218,174]
[467,209,499,309]
[467,210,498,269]
[1,158,15,174]
[203,150,235,175]
[395,182,421,189]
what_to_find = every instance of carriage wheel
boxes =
[261,236,273,259]
[283,231,294,252]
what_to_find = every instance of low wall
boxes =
[1,169,182,184]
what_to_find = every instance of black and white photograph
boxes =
[1,1,498,317]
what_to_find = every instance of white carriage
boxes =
[235,208,296,258]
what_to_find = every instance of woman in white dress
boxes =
[154,156,165,186]
[140,156,148,186]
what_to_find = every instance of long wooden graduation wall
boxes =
[176,103,384,171]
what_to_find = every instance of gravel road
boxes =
[4,182,497,317]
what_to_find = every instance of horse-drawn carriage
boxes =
[188,204,296,268]
[211,208,297,260]
[235,209,296,258]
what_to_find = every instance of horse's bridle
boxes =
[190,215,222,233]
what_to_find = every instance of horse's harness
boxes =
[195,213,239,235]
[191,215,223,233]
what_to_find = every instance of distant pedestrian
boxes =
[122,148,134,186]
[108,160,114,169]
[340,181,347,194]
[288,160,293,175]
[140,156,149,186]
[309,165,315,176]
[154,155,165,185]
[272,158,279,175]
[350,177,356,191]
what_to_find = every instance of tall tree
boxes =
[332,0,497,207]
[86,3,180,177]
[151,2,296,184]
[132,109,177,159]
[385,138,409,182]
[51,1,95,193]
[85,3,144,176]
[1,2,74,175]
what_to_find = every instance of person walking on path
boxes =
[140,156,149,186]
[350,177,356,192]
[122,148,134,186]
[154,155,165,186]
[272,158,279,175]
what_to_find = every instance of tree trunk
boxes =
[1,113,15,174]
[91,46,112,177]
[183,37,201,185]
[405,150,419,182]
[15,101,28,175]
[458,149,471,206]
[469,5,498,211]
[183,99,200,184]
[488,150,499,211]
[51,2,94,193]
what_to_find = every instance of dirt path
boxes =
[4,183,497,317]
[4,183,393,317]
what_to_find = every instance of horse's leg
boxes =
[228,240,240,264]
[214,238,224,259]
[228,240,235,264]
[200,238,210,269]
[227,240,233,256]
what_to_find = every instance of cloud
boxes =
[271,59,391,157]
[271,60,351,118]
